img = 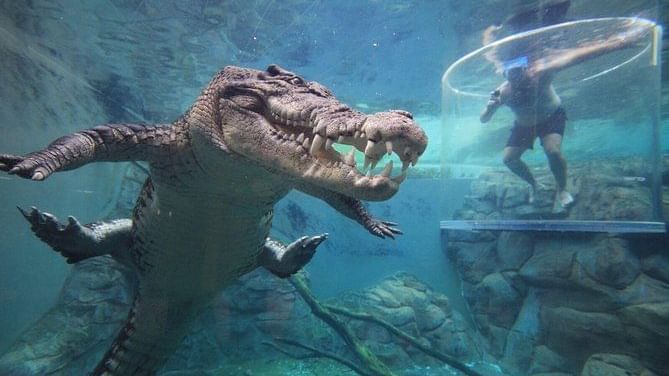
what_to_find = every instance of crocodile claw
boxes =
[1,154,51,180]
[290,233,328,250]
[367,218,403,239]
[17,206,95,264]
[273,233,328,278]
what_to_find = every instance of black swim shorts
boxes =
[506,107,567,149]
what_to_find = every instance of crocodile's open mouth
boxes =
[263,97,426,200]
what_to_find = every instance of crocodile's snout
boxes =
[210,65,428,201]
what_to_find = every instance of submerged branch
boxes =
[324,304,484,376]
[289,274,397,376]
[264,338,374,376]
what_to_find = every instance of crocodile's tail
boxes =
[91,294,193,375]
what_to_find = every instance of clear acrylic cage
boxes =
[440,15,664,233]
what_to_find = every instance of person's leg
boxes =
[503,146,536,188]
[542,133,573,207]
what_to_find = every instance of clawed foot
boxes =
[274,233,328,278]
[284,233,328,269]
[0,153,51,180]
[18,206,95,263]
[367,219,403,239]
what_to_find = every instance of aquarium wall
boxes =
[0,1,666,376]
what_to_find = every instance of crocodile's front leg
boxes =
[18,207,133,264]
[21,208,327,276]
[0,123,181,180]
[297,183,403,239]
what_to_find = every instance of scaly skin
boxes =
[0,64,427,375]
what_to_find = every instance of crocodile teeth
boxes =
[402,160,410,172]
[344,149,356,166]
[296,133,305,143]
[289,134,296,141]
[385,141,393,156]
[315,119,327,135]
[392,171,408,184]
[325,138,335,150]
[364,140,376,157]
[310,134,325,155]
[305,164,318,177]
[338,135,345,143]
[302,137,310,149]
[380,160,393,177]
[354,130,360,138]
[363,156,372,171]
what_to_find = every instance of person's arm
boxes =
[480,87,503,123]
[532,24,648,76]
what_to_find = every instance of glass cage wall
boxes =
[440,15,664,233]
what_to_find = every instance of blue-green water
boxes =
[0,1,667,375]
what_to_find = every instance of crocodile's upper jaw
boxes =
[193,65,428,201]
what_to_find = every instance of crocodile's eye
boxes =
[289,77,304,85]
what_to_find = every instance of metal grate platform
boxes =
[440,220,667,233]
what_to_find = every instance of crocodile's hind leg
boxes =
[260,234,328,278]
[18,206,131,264]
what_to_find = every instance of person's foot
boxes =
[557,190,574,208]
[528,183,546,205]
[528,185,536,204]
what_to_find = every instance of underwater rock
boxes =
[0,256,135,375]
[0,260,481,374]
[518,240,576,288]
[448,242,498,284]
[541,307,627,365]
[574,237,640,289]
[496,232,534,270]
[470,272,523,329]
[641,253,669,284]
[445,157,669,375]
[580,353,658,376]
[528,345,571,375]
[333,272,483,366]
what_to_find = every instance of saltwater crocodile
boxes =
[0,64,427,375]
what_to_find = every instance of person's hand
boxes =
[487,90,501,106]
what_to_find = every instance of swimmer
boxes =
[480,0,646,209]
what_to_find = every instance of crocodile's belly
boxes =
[130,179,273,301]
